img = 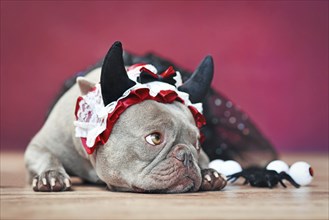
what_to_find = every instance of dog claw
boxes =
[64,178,71,188]
[42,177,47,185]
[32,178,37,188]
[50,178,56,187]
[205,174,212,182]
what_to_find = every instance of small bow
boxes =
[137,66,177,86]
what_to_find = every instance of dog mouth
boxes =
[131,160,202,193]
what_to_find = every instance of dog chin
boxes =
[131,177,199,193]
[165,177,200,193]
[131,167,202,193]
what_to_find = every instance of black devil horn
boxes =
[178,55,214,103]
[101,41,136,105]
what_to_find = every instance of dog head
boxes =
[76,42,213,193]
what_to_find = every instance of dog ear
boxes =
[77,77,96,95]
[178,56,214,103]
[101,41,136,105]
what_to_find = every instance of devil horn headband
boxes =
[74,41,214,154]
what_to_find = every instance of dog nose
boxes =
[173,146,193,168]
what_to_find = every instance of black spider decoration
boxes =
[227,167,300,188]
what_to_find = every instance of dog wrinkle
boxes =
[150,162,198,186]
[139,141,175,175]
[134,162,199,193]
[148,164,176,181]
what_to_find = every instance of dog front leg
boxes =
[24,144,71,192]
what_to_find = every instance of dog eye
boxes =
[145,132,162,145]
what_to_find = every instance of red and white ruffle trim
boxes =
[74,66,205,154]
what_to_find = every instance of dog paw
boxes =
[200,168,227,191]
[32,170,71,192]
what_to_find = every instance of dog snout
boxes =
[173,146,193,168]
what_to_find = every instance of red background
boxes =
[1,1,328,153]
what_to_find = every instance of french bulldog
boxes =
[24,41,227,193]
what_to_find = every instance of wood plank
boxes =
[1,152,328,219]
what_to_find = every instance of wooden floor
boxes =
[1,151,328,220]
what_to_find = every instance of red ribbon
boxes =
[140,66,176,79]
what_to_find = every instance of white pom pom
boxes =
[289,161,314,186]
[266,160,289,173]
[209,159,224,173]
[219,160,242,177]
